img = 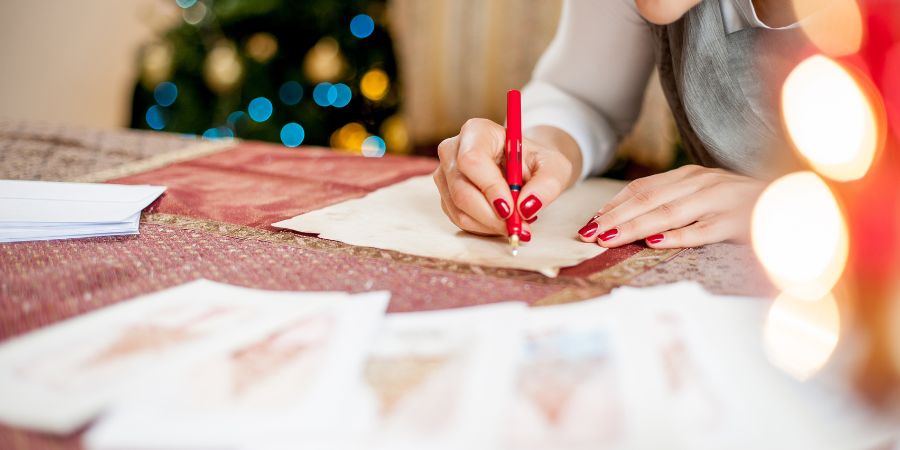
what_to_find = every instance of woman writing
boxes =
[433,0,811,248]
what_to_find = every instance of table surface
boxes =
[0,120,775,449]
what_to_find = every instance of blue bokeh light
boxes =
[280,123,305,148]
[278,81,303,105]
[361,135,386,157]
[248,97,273,122]
[350,14,375,38]
[328,83,352,107]
[145,105,166,130]
[313,82,333,107]
[176,0,197,8]
[202,126,234,140]
[226,110,245,125]
[154,82,178,107]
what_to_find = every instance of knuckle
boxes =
[625,178,647,195]
[633,189,655,205]
[461,117,489,133]
[437,138,455,161]
[456,150,482,173]
[657,202,676,218]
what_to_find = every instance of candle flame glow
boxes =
[752,171,848,300]
[782,55,878,181]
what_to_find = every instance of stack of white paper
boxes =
[0,180,166,242]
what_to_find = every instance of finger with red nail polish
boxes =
[492,198,512,219]
[519,194,542,219]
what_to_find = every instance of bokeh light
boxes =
[248,97,273,122]
[330,122,368,152]
[752,171,848,300]
[790,0,863,57]
[303,37,345,83]
[328,83,352,107]
[380,114,410,153]
[360,69,389,101]
[153,82,178,107]
[361,135,386,157]
[245,32,278,63]
[145,105,167,130]
[140,42,173,89]
[278,81,303,105]
[182,2,207,25]
[226,111,245,126]
[204,41,243,93]
[782,55,878,181]
[175,0,197,8]
[202,126,234,140]
[313,82,334,107]
[350,14,375,39]
[763,292,841,381]
[280,123,305,148]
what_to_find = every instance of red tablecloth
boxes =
[0,130,681,449]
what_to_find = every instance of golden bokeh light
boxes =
[360,69,389,101]
[790,0,863,57]
[763,292,841,381]
[380,114,409,154]
[330,122,368,153]
[303,37,346,83]
[245,32,279,63]
[141,42,174,89]
[782,55,878,181]
[203,41,243,93]
[752,172,848,300]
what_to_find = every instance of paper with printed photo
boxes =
[274,175,625,277]
[0,279,351,434]
[273,302,528,450]
[611,282,897,450]
[84,293,389,450]
[498,300,630,450]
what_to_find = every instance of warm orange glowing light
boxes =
[360,69,389,101]
[752,172,848,300]
[330,122,368,153]
[790,0,863,57]
[782,56,877,181]
[763,292,841,380]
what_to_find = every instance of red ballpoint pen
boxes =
[505,90,523,256]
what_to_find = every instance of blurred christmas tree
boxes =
[130,0,408,156]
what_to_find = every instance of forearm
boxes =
[524,125,583,189]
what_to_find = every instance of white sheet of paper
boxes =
[0,180,166,223]
[84,294,389,450]
[273,176,626,277]
[0,279,363,434]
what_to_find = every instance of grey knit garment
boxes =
[652,0,809,179]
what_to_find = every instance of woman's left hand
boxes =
[576,165,766,248]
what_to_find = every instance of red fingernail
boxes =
[526,216,538,224]
[493,199,512,219]
[578,221,598,238]
[520,229,532,242]
[599,228,619,242]
[646,233,664,245]
[519,195,542,219]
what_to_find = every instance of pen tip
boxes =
[509,235,519,257]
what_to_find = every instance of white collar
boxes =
[720,0,801,34]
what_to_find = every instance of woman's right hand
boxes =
[433,118,580,241]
